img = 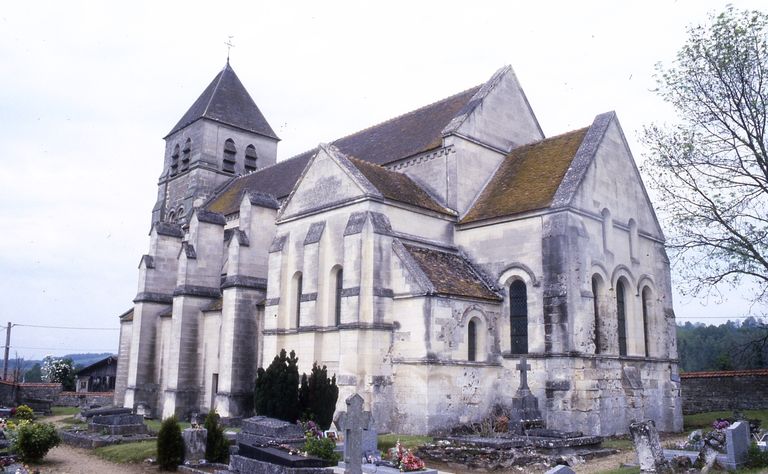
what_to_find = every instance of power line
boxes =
[11,323,118,331]
[11,346,116,352]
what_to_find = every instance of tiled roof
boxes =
[348,157,453,215]
[118,308,134,322]
[403,244,500,301]
[205,86,482,216]
[75,356,118,376]
[461,127,589,224]
[166,62,278,139]
[680,369,768,379]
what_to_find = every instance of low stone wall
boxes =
[681,369,768,414]
[0,381,63,408]
[56,391,114,408]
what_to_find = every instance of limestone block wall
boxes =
[681,370,768,414]
[113,319,132,407]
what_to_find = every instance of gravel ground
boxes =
[26,444,157,474]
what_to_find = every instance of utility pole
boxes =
[3,323,10,381]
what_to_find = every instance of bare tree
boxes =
[643,6,768,304]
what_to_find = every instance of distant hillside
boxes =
[10,352,115,373]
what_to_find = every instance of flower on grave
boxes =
[712,418,730,431]
[301,420,323,440]
[388,440,426,472]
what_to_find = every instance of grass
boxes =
[601,437,634,451]
[377,434,433,453]
[684,409,768,431]
[50,406,80,416]
[596,468,640,474]
[94,440,157,464]
[145,419,191,433]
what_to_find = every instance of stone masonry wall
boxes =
[681,369,768,414]
[56,391,115,408]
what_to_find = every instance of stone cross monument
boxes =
[509,356,542,433]
[335,393,371,474]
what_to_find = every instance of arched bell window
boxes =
[223,139,236,173]
[245,145,258,173]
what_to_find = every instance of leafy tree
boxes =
[40,356,76,391]
[204,410,229,463]
[157,416,185,471]
[642,6,768,303]
[254,349,300,422]
[24,363,42,383]
[299,363,339,430]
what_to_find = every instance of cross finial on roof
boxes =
[225,36,235,64]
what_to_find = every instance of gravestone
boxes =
[183,427,207,465]
[335,393,371,474]
[723,421,749,470]
[90,413,148,435]
[508,357,543,434]
[544,465,576,474]
[629,420,671,473]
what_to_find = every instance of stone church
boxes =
[114,62,683,435]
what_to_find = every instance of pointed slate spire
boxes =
[165,63,278,140]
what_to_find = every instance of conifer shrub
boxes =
[204,410,229,463]
[156,416,185,471]
[13,422,60,462]
[14,405,34,422]
[254,349,300,422]
[299,363,339,430]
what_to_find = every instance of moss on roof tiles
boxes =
[348,157,452,215]
[404,244,500,301]
[205,86,482,216]
[461,127,589,224]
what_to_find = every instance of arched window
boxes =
[616,279,627,356]
[168,210,176,222]
[642,287,652,357]
[223,139,236,173]
[601,208,612,253]
[468,319,477,362]
[245,145,258,173]
[509,280,528,354]
[181,138,191,171]
[171,144,180,176]
[334,268,343,326]
[628,219,638,260]
[592,275,602,354]
[295,273,303,328]
[177,207,184,222]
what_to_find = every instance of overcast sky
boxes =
[1,1,766,361]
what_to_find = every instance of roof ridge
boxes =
[329,84,482,147]
[201,64,228,118]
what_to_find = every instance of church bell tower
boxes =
[151,62,279,225]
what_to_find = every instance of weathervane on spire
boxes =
[225,36,235,63]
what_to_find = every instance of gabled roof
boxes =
[117,308,133,322]
[402,244,501,301]
[205,85,482,216]
[347,156,453,215]
[166,62,278,139]
[75,356,118,376]
[461,126,589,224]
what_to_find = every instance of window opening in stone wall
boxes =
[592,275,602,354]
[177,207,184,222]
[211,373,218,410]
[468,319,477,361]
[642,286,651,357]
[295,273,303,328]
[168,210,176,222]
[245,144,258,173]
[509,280,528,354]
[617,279,627,356]
[601,208,612,254]
[181,138,191,171]
[223,138,236,173]
[334,268,343,327]
[171,144,180,176]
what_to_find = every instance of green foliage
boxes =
[204,410,229,463]
[14,405,34,421]
[303,436,340,464]
[41,356,76,391]
[12,422,60,462]
[683,409,768,431]
[641,6,768,302]
[254,349,301,423]
[24,363,42,383]
[156,416,185,471]
[94,440,157,464]
[677,319,768,371]
[299,363,339,430]
[746,441,768,468]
